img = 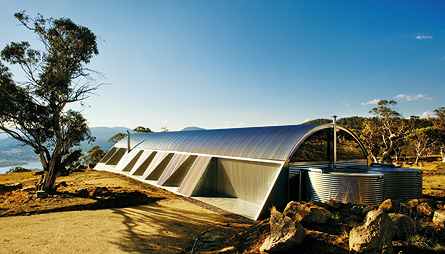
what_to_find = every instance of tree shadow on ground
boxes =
[109,199,250,254]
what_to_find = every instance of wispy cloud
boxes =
[361,99,380,105]
[415,35,433,40]
[394,94,432,101]
[342,102,350,106]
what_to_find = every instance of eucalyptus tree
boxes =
[432,107,445,162]
[369,100,407,163]
[0,12,99,192]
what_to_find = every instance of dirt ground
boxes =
[1,162,445,253]
[0,198,250,253]
[0,169,252,253]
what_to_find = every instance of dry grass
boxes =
[0,168,176,217]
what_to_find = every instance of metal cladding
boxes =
[303,168,384,205]
[369,165,423,200]
[95,123,422,220]
[113,124,322,162]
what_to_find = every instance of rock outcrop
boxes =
[349,209,395,254]
[388,213,418,240]
[283,201,332,226]
[260,207,306,252]
[433,209,445,227]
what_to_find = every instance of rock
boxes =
[56,181,68,188]
[389,213,418,240]
[260,207,305,252]
[77,188,89,198]
[408,199,419,209]
[90,186,108,197]
[349,209,395,254]
[325,199,341,209]
[283,201,332,226]
[379,199,393,212]
[379,199,402,213]
[351,205,364,215]
[362,205,379,216]
[0,183,23,194]
[417,202,434,217]
[36,190,47,198]
[433,209,445,227]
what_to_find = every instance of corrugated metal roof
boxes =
[115,124,324,162]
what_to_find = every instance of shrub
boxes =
[6,166,31,174]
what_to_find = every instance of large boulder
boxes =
[349,209,395,254]
[433,209,445,227]
[388,213,418,240]
[283,201,332,226]
[417,202,434,217]
[260,207,306,252]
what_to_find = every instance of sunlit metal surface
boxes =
[114,124,327,161]
[369,165,423,200]
[303,168,384,205]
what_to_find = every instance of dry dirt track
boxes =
[0,198,249,254]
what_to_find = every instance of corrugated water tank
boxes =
[302,164,423,205]
[303,168,384,205]
[368,163,423,201]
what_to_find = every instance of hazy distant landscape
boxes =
[0,126,205,170]
[0,127,131,169]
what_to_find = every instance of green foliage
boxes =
[303,118,331,124]
[82,145,105,166]
[161,126,169,132]
[108,133,126,143]
[133,126,152,133]
[6,166,32,174]
[0,11,99,191]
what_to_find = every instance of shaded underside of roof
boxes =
[114,124,323,162]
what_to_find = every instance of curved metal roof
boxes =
[114,124,358,162]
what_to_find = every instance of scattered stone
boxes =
[36,190,47,199]
[350,205,363,215]
[417,202,434,217]
[56,181,68,188]
[283,201,332,226]
[77,188,89,198]
[349,209,395,254]
[433,209,445,227]
[325,199,341,209]
[389,213,418,240]
[90,186,108,197]
[408,199,419,209]
[260,207,306,252]
[0,183,23,195]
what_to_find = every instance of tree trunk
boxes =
[441,148,445,163]
[36,152,60,192]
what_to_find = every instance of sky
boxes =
[1,0,444,132]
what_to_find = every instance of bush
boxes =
[6,166,32,174]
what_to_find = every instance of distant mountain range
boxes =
[0,126,205,167]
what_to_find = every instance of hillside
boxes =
[0,127,130,167]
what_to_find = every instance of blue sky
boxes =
[1,0,444,131]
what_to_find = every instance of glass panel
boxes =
[337,129,367,160]
[291,129,332,162]
[291,128,366,162]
